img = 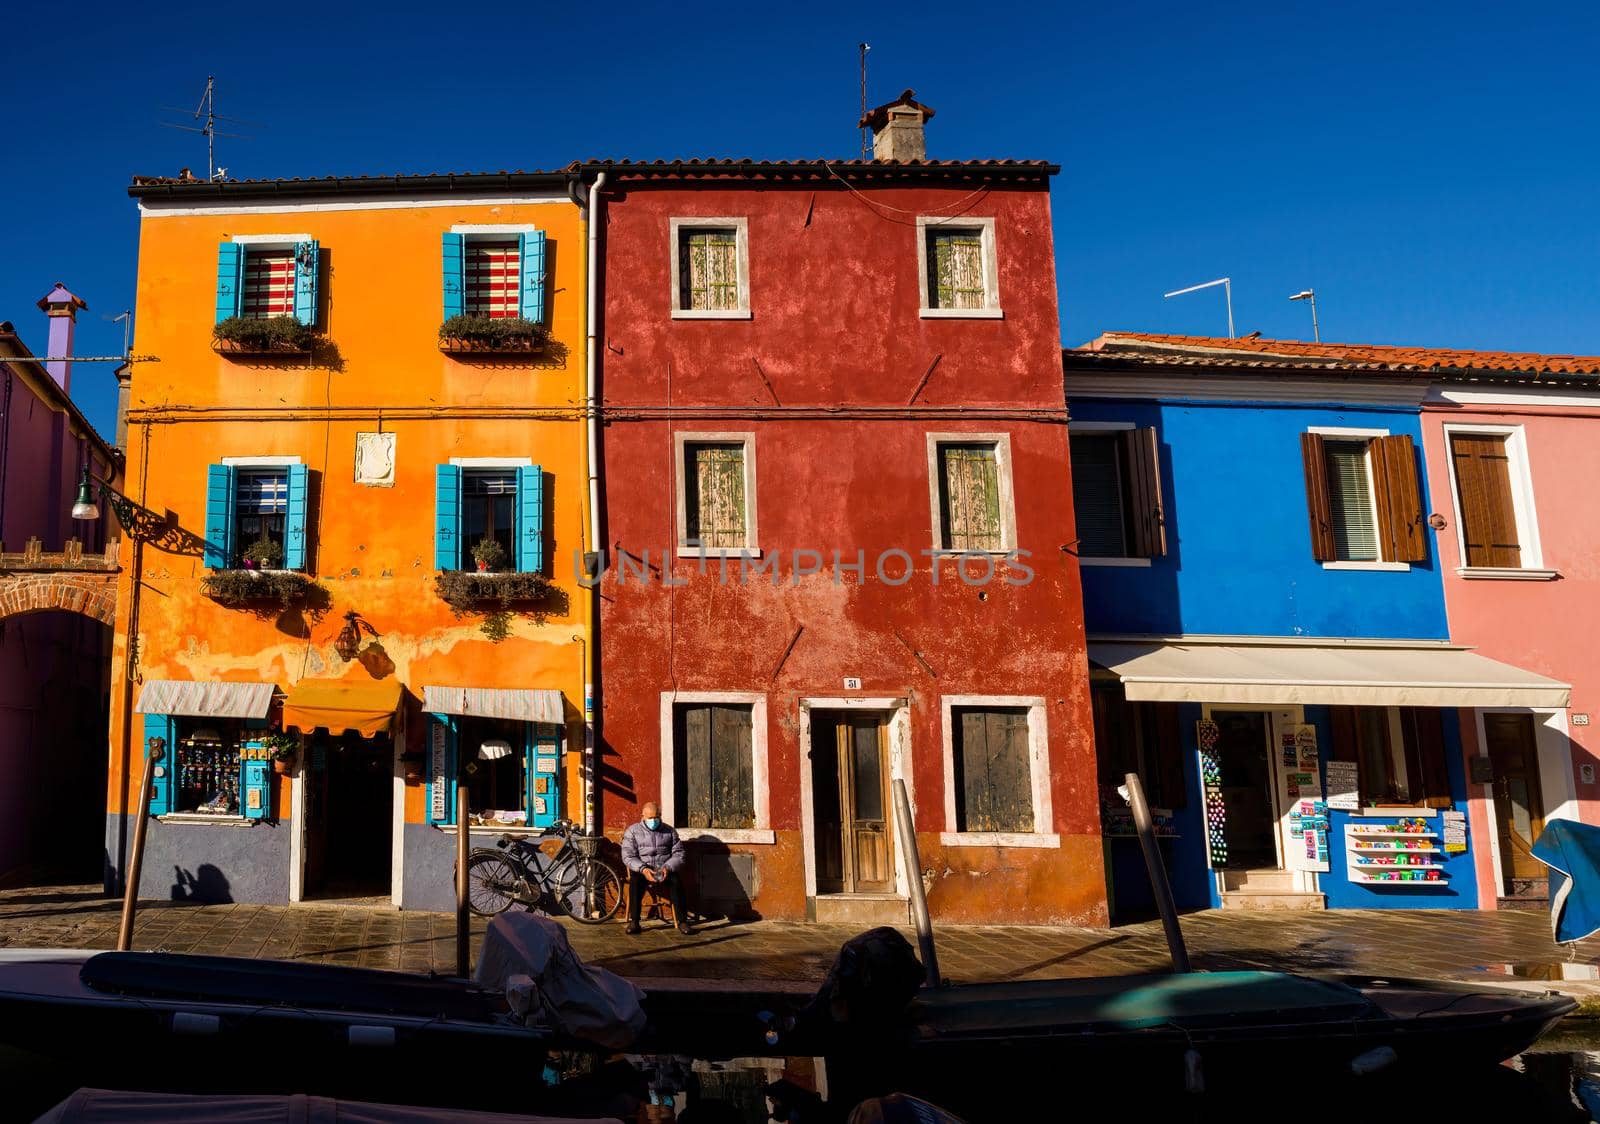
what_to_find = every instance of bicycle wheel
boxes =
[553,857,625,924]
[466,851,523,917]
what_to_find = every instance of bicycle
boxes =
[464,818,625,924]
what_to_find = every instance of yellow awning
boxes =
[1088,636,1570,709]
[282,677,403,737]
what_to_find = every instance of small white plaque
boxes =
[355,431,396,487]
[1574,714,1591,727]
[843,677,862,690]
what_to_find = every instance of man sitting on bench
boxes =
[622,801,690,935]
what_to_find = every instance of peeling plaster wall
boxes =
[596,176,1106,925]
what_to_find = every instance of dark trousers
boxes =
[627,869,685,924]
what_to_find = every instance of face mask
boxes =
[645,818,660,831]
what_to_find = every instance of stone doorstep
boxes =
[1219,891,1327,911]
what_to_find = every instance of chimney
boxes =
[859,89,936,162]
[35,283,86,394]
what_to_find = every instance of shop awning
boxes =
[1088,636,1571,709]
[421,686,564,725]
[282,678,403,737]
[136,679,275,718]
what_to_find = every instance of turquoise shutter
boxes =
[203,464,235,570]
[517,465,544,574]
[284,464,310,572]
[292,239,320,326]
[519,231,546,323]
[215,242,243,323]
[442,233,465,320]
[435,464,461,571]
[427,715,458,825]
[241,757,271,820]
[142,713,176,816]
[529,724,560,830]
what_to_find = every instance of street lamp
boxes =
[72,465,101,520]
[1289,288,1320,343]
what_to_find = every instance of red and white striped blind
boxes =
[464,239,521,318]
[240,249,296,318]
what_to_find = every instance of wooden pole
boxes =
[891,778,939,987]
[455,775,471,978]
[116,738,163,951]
[1125,771,1190,973]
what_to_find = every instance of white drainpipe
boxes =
[583,172,606,836]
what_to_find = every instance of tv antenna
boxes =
[859,43,870,158]
[160,76,258,182]
[1164,277,1235,338]
[1289,288,1320,342]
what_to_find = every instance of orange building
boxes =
[108,171,595,907]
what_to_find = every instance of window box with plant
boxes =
[212,315,321,356]
[434,463,561,639]
[437,314,549,354]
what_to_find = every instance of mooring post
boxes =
[117,738,163,951]
[1125,771,1191,972]
[892,777,940,987]
[456,775,471,978]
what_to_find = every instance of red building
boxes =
[587,96,1105,925]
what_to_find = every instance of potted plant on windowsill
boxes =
[438,314,548,355]
[241,537,283,572]
[471,537,507,573]
[264,732,300,775]
[213,315,320,356]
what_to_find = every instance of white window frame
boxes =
[1441,422,1555,580]
[669,218,751,319]
[917,215,1002,319]
[926,433,1017,555]
[658,691,773,844]
[1067,420,1152,568]
[1306,425,1409,572]
[675,432,759,558]
[939,695,1058,848]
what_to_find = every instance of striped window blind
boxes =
[685,443,747,547]
[1069,434,1128,557]
[680,229,741,311]
[1323,439,1378,561]
[240,250,295,318]
[927,229,986,310]
[464,240,521,318]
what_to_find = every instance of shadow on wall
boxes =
[683,837,760,923]
[171,863,233,903]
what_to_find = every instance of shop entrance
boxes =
[809,711,893,895]
[1212,710,1280,870]
[303,732,393,900]
[1485,713,1546,894]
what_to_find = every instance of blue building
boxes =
[1065,334,1566,916]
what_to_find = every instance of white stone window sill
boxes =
[927,549,1013,558]
[157,813,254,826]
[1321,561,1410,572]
[939,831,1060,849]
[676,546,761,560]
[671,308,752,320]
[1080,556,1152,568]
[1456,566,1559,581]
[680,828,776,845]
[919,307,1003,320]
[434,824,549,837]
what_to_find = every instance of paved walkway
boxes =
[5,886,1600,1008]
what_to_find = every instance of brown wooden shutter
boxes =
[1122,427,1167,558]
[1372,435,1426,562]
[711,704,756,828]
[1328,705,1363,803]
[1449,434,1522,568]
[957,709,1033,833]
[1152,702,1185,810]
[681,705,712,828]
[1400,708,1452,809]
[1300,432,1336,561]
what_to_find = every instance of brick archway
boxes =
[0,539,119,626]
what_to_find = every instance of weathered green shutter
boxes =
[519,231,547,323]
[516,465,544,574]
[687,444,746,548]
[940,445,1002,551]
[203,464,235,570]
[435,465,461,571]
[284,464,310,572]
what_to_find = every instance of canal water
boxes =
[7,1035,1600,1121]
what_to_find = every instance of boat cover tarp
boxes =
[1531,818,1600,944]
[79,952,500,1022]
[906,971,1375,1038]
[475,914,646,1049]
[34,1088,621,1123]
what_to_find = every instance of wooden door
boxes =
[1485,713,1546,883]
[809,713,892,894]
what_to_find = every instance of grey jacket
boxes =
[621,820,686,874]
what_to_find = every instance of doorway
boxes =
[809,711,893,895]
[303,731,394,900]
[1211,710,1279,870]
[1485,713,1546,894]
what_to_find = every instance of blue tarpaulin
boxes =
[1530,819,1600,944]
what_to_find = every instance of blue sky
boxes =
[5,1,1600,439]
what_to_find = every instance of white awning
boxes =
[136,679,276,718]
[422,686,565,725]
[1088,637,1571,709]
